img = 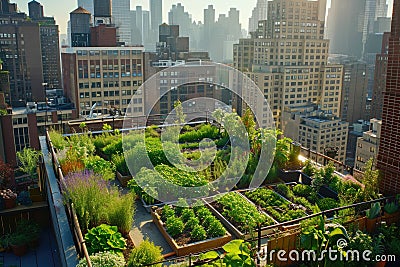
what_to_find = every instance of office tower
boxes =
[78,0,94,16]
[93,0,111,25]
[131,6,143,45]
[377,0,400,195]
[168,3,192,38]
[142,11,151,48]
[61,46,145,117]
[283,104,349,165]
[70,7,91,47]
[28,0,43,19]
[112,0,131,45]
[29,0,62,89]
[150,0,162,31]
[355,119,381,171]
[0,1,44,106]
[202,5,215,51]
[233,0,342,129]
[329,55,369,123]
[371,32,390,120]
[248,0,268,34]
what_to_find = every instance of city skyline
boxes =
[10,0,349,35]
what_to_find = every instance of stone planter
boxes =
[116,171,132,187]
[151,209,232,256]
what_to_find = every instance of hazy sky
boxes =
[12,0,392,34]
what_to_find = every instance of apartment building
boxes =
[355,118,381,170]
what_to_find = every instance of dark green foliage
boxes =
[165,216,184,238]
[84,224,126,255]
[191,225,207,242]
[317,198,339,211]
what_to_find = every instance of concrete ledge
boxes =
[40,136,79,267]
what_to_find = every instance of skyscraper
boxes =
[29,0,62,89]
[0,0,44,106]
[77,0,94,15]
[150,0,162,31]
[248,0,268,34]
[112,0,131,45]
[93,0,111,25]
[377,0,400,194]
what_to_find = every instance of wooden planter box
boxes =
[383,211,400,225]
[116,171,132,187]
[345,216,366,232]
[141,198,164,213]
[151,209,232,256]
[205,195,278,239]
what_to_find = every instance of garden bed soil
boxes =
[122,232,135,263]
[151,208,231,256]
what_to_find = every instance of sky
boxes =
[12,0,392,34]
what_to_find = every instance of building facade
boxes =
[111,0,131,45]
[355,119,381,170]
[233,0,343,129]
[61,46,145,118]
[377,0,400,195]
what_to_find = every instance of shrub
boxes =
[317,198,339,211]
[17,148,41,177]
[93,133,119,151]
[76,251,125,267]
[107,192,135,234]
[196,207,213,221]
[165,217,184,238]
[84,155,116,181]
[293,184,313,198]
[112,153,129,176]
[127,240,163,267]
[67,133,95,158]
[276,184,294,200]
[49,129,67,150]
[181,209,195,223]
[103,139,123,156]
[161,205,175,221]
[84,224,126,255]
[191,225,207,242]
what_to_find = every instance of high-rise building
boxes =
[0,1,44,106]
[29,0,62,89]
[329,55,368,123]
[355,118,381,171]
[248,0,268,34]
[77,0,94,16]
[112,0,131,45]
[371,32,390,120]
[93,0,111,25]
[70,7,91,47]
[377,0,400,195]
[61,46,145,118]
[150,0,162,32]
[327,0,390,58]
[233,0,343,129]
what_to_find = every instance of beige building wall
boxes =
[355,118,381,170]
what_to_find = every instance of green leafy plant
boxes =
[206,219,226,238]
[16,148,41,177]
[49,129,67,150]
[384,202,398,214]
[303,160,316,176]
[107,192,135,234]
[165,216,184,238]
[84,155,116,181]
[76,251,125,267]
[111,153,129,176]
[84,224,126,255]
[366,202,381,219]
[127,239,163,267]
[293,184,314,198]
[191,225,207,242]
[185,217,200,231]
[317,198,339,211]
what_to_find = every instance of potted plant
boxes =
[16,220,40,248]
[383,202,399,225]
[0,189,17,209]
[9,232,28,256]
[16,147,41,179]
[366,202,381,233]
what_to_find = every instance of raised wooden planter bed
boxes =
[383,211,400,225]
[151,208,232,256]
[141,197,164,213]
[205,193,278,239]
[116,171,132,187]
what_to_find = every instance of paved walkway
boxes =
[130,200,173,255]
[0,228,61,267]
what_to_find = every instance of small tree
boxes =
[362,158,380,200]
[16,148,41,177]
[0,159,13,189]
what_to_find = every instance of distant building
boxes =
[377,0,400,195]
[77,0,94,16]
[29,0,62,89]
[0,2,44,106]
[150,0,162,43]
[248,0,268,34]
[282,104,349,165]
[61,46,144,118]
[355,119,381,171]
[112,0,131,45]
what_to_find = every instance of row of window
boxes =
[77,50,142,56]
